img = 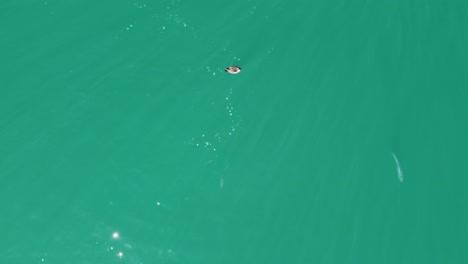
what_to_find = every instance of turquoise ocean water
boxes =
[1,1,468,263]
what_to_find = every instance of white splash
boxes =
[392,153,404,182]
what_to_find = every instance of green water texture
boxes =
[1,0,468,263]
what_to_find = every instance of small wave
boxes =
[392,153,404,182]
